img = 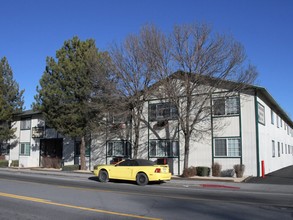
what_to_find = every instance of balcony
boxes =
[32,127,45,138]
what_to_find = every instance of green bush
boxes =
[181,166,197,177]
[10,160,19,167]
[62,164,80,171]
[0,160,9,167]
[196,166,210,176]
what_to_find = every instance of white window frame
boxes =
[107,140,131,157]
[258,103,265,125]
[149,140,179,157]
[272,140,275,158]
[213,96,240,117]
[20,143,30,156]
[149,102,178,121]
[271,109,274,125]
[214,137,241,157]
[20,118,31,130]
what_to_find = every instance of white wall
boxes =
[257,97,293,174]
[240,93,258,176]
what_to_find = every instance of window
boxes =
[277,116,280,128]
[271,110,274,125]
[109,112,129,124]
[74,141,90,157]
[149,140,179,157]
[272,140,275,157]
[278,142,280,157]
[20,118,31,130]
[282,143,284,154]
[20,143,30,156]
[258,103,265,125]
[149,102,178,121]
[107,140,131,157]
[214,138,241,157]
[226,97,240,115]
[213,97,240,116]
[285,144,287,154]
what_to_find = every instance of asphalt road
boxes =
[0,169,292,220]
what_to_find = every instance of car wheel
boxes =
[136,173,148,186]
[98,170,109,183]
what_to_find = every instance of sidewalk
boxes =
[1,167,293,194]
[2,167,247,182]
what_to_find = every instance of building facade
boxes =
[6,86,293,177]
[90,85,293,177]
[8,110,91,169]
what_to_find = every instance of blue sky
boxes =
[0,0,292,118]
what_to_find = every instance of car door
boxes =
[111,160,134,180]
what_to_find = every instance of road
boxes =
[0,170,292,220]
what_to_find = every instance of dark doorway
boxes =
[40,139,63,168]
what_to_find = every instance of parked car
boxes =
[93,159,172,185]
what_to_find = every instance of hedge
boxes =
[62,164,80,171]
[0,160,9,167]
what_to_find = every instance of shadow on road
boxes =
[88,176,166,186]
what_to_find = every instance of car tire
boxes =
[136,173,148,186]
[98,170,109,183]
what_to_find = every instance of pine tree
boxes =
[34,37,110,170]
[0,57,24,155]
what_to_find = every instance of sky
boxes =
[0,0,292,118]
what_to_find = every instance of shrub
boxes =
[10,160,19,167]
[212,163,222,177]
[234,164,245,178]
[0,160,9,167]
[181,166,197,177]
[62,164,80,171]
[196,166,210,176]
[221,169,235,177]
[42,157,61,169]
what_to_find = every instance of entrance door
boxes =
[40,139,63,168]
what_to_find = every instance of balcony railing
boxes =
[32,127,45,138]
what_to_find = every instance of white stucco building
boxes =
[91,81,293,177]
[6,80,293,177]
[8,110,90,169]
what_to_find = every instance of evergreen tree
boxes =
[0,57,24,155]
[34,37,110,170]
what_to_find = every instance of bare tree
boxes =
[135,23,258,171]
[109,33,157,158]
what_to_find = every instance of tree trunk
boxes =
[183,134,190,171]
[80,136,86,170]
[133,125,140,159]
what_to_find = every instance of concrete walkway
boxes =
[1,167,247,182]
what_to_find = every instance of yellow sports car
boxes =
[93,159,172,185]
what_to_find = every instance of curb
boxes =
[2,167,248,183]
